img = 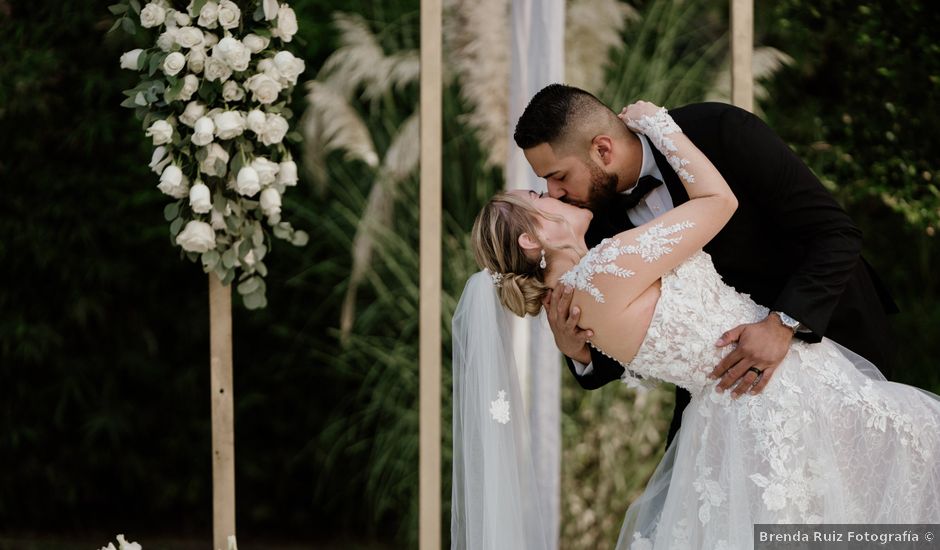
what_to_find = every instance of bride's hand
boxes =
[618,100,664,131]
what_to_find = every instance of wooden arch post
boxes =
[209,274,236,550]
[419,0,443,547]
[731,0,754,111]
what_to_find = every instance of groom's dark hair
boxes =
[513,83,625,154]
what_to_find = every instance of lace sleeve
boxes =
[627,107,695,185]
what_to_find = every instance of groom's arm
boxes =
[564,349,625,390]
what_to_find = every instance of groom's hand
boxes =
[544,286,593,365]
[710,316,794,397]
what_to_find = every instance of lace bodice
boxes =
[569,246,768,395]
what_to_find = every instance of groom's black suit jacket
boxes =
[569,102,898,446]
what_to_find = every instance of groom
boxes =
[514,84,898,445]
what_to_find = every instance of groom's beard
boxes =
[581,161,621,213]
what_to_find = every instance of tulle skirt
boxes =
[617,338,940,550]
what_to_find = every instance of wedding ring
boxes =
[747,367,763,376]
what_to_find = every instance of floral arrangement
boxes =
[110,0,308,308]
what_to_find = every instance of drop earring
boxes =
[539,249,547,269]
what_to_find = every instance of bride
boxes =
[450,101,940,549]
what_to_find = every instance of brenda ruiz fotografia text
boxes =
[754,524,938,549]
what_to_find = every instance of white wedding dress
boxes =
[561,246,940,549]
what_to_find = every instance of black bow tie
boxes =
[619,175,664,210]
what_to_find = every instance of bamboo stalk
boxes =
[731,0,754,111]
[419,0,442,546]
[209,273,236,550]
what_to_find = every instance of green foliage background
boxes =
[0,0,937,547]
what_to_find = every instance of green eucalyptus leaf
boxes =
[169,217,184,238]
[222,248,237,269]
[107,18,122,34]
[191,0,209,16]
[134,91,148,107]
[253,244,267,262]
[214,158,227,177]
[120,16,136,35]
[221,267,236,286]
[237,276,261,295]
[238,239,252,258]
[128,0,141,14]
[255,261,268,277]
[201,250,220,272]
[120,96,139,109]
[108,4,127,15]
[251,223,264,247]
[272,224,290,240]
[285,131,303,144]
[136,51,148,71]
[243,289,266,309]
[163,201,181,221]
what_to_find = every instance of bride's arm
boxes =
[572,101,737,323]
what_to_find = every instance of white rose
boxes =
[156,28,179,51]
[204,55,232,82]
[174,10,192,26]
[176,26,204,49]
[273,5,298,42]
[235,166,261,196]
[222,80,244,102]
[180,101,207,126]
[189,181,212,214]
[149,146,171,174]
[217,0,241,30]
[262,0,279,21]
[214,36,240,59]
[158,165,190,199]
[245,109,266,134]
[213,111,246,140]
[259,113,289,145]
[257,58,280,81]
[187,46,206,73]
[192,116,215,146]
[176,221,217,253]
[277,160,298,186]
[251,157,280,186]
[119,49,143,70]
[177,74,200,101]
[244,73,281,104]
[199,142,230,176]
[146,119,173,145]
[260,187,282,218]
[198,1,219,28]
[243,34,270,54]
[228,44,251,72]
[140,3,166,28]
[163,52,186,76]
[273,51,305,86]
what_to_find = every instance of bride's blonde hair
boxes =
[471,192,561,317]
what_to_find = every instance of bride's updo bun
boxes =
[472,192,550,317]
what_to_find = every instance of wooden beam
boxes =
[419,0,442,547]
[209,273,236,550]
[731,0,754,111]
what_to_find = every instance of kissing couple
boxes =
[450,84,940,549]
